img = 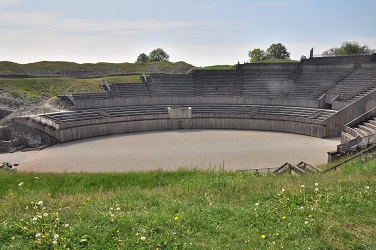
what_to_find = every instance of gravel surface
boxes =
[0,130,340,173]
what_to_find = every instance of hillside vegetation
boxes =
[0,61,194,78]
[0,158,375,249]
[0,76,140,104]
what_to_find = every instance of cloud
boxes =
[258,1,314,6]
[0,11,196,63]
[0,12,193,37]
[0,0,28,10]
[195,5,214,14]
[258,1,289,6]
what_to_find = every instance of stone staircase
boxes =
[234,68,243,96]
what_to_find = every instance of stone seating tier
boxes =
[327,69,376,101]
[304,55,372,65]
[41,104,337,125]
[286,68,353,99]
[72,92,110,100]
[150,73,196,97]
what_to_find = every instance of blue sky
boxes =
[1,0,375,66]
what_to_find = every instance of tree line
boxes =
[136,42,374,65]
[249,41,374,63]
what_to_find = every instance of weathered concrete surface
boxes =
[0,130,340,173]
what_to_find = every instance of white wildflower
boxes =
[37,201,43,206]
[315,183,319,186]
[54,234,59,239]
[301,185,305,188]
[32,217,38,221]
[140,236,146,241]
[43,213,48,217]
[315,188,319,192]
[255,202,259,206]
[35,233,41,238]
[18,182,24,187]
[64,224,70,228]
[116,207,121,211]
[365,186,370,190]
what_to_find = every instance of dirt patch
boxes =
[11,130,340,173]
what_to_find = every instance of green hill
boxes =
[0,61,194,78]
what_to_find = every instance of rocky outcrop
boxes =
[0,122,57,153]
[0,162,16,170]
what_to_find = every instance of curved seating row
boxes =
[339,117,376,151]
[41,104,336,128]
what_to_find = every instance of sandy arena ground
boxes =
[0,130,340,173]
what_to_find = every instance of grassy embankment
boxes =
[0,76,141,103]
[0,61,193,104]
[1,159,375,249]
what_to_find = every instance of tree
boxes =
[248,48,266,62]
[135,53,149,63]
[266,43,290,60]
[148,48,170,62]
[322,41,373,56]
[248,43,291,62]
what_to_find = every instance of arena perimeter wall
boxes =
[14,115,326,143]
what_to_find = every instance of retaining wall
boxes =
[75,96,320,110]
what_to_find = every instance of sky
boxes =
[1,0,376,66]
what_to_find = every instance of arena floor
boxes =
[1,130,340,173]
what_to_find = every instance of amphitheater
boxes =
[9,53,376,172]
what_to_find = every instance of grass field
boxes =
[1,158,375,249]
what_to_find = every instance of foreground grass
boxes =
[1,159,375,249]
